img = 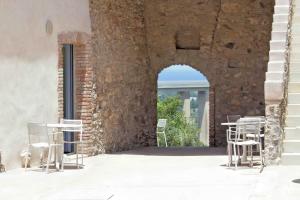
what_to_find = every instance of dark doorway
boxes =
[63,44,75,153]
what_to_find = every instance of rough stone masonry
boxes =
[88,0,275,153]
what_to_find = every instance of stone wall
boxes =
[144,0,274,146]
[89,0,156,152]
[89,0,275,152]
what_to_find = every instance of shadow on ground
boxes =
[112,147,226,156]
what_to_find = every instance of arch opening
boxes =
[157,64,211,147]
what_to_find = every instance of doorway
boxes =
[63,44,75,153]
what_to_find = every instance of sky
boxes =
[158,65,208,81]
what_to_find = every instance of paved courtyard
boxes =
[0,147,300,200]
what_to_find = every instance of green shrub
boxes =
[157,96,204,147]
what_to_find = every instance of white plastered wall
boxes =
[0,0,91,169]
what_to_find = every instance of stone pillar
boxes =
[89,0,156,152]
[178,91,191,120]
[198,91,209,146]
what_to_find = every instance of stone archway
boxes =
[89,0,274,153]
[156,64,215,146]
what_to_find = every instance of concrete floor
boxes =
[0,147,300,200]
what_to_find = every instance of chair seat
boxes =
[246,133,264,138]
[235,140,260,146]
[31,142,49,148]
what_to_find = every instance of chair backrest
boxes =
[27,123,49,145]
[157,119,167,132]
[227,115,241,123]
[237,118,261,142]
[60,119,83,132]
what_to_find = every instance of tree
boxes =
[157,96,204,147]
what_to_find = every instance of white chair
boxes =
[231,120,263,171]
[157,119,168,147]
[26,123,64,173]
[243,116,265,141]
[60,119,83,168]
[226,115,241,166]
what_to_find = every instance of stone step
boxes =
[272,31,288,40]
[289,67,300,73]
[283,140,300,153]
[273,14,289,22]
[290,34,300,40]
[285,115,300,127]
[270,40,286,50]
[289,62,300,72]
[276,0,290,6]
[274,5,290,14]
[290,52,300,59]
[293,16,300,23]
[288,82,300,93]
[291,25,300,33]
[266,72,284,80]
[290,42,300,50]
[289,72,300,81]
[287,104,300,115]
[281,153,300,165]
[284,127,300,140]
[267,61,285,71]
[269,50,285,61]
[272,22,289,32]
[288,93,300,104]
[290,62,300,67]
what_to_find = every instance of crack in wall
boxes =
[210,0,222,54]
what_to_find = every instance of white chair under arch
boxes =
[226,115,241,166]
[157,119,168,147]
[231,119,264,171]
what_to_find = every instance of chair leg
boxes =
[24,154,28,171]
[227,143,232,167]
[250,145,253,167]
[237,145,241,165]
[259,143,264,173]
[61,146,64,172]
[76,143,79,169]
[46,146,52,173]
[164,132,168,147]
[233,144,237,170]
[81,142,84,166]
[40,148,45,169]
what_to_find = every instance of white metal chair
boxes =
[243,116,265,141]
[60,119,83,168]
[231,120,263,171]
[226,115,241,166]
[157,119,168,147]
[26,123,64,173]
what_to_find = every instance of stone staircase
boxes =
[283,0,300,165]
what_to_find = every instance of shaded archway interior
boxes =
[89,0,274,153]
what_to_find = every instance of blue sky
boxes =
[158,65,208,81]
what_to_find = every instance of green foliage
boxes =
[157,96,204,147]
